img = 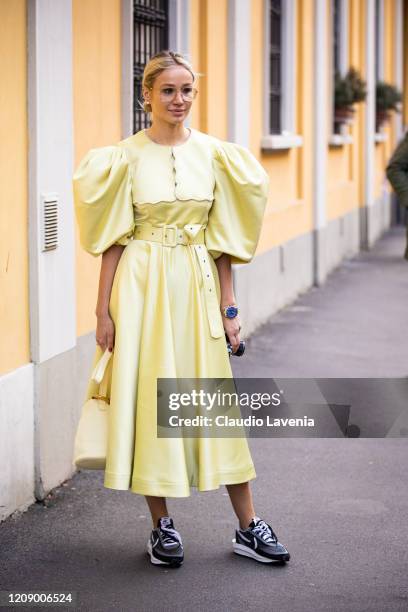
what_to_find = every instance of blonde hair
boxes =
[141,51,197,113]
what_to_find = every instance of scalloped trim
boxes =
[132,198,214,206]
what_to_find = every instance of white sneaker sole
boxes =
[146,539,183,566]
[232,538,289,563]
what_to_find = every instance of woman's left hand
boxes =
[223,314,241,354]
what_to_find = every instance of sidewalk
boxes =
[1,227,407,612]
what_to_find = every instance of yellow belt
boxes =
[132,223,224,339]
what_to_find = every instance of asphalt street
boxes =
[1,226,407,612]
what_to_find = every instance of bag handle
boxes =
[92,348,112,383]
[91,348,112,402]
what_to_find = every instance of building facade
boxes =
[1,0,407,520]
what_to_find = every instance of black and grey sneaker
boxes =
[232,516,290,563]
[146,517,184,567]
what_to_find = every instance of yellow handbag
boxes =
[72,348,112,470]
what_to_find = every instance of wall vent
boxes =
[41,193,58,251]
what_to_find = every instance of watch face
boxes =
[226,306,238,318]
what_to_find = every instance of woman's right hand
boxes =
[95,313,115,352]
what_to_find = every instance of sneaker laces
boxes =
[159,517,182,548]
[250,518,278,544]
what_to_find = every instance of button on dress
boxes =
[72,127,269,497]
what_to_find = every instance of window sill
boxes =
[261,133,303,150]
[374,132,387,143]
[328,134,353,147]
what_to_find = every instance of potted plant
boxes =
[334,67,367,130]
[376,81,402,131]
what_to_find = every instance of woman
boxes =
[73,50,290,567]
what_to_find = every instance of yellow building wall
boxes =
[373,0,390,200]
[348,0,363,211]
[357,0,367,206]
[374,0,396,201]
[383,0,394,153]
[72,0,122,336]
[189,0,202,129]
[255,0,315,254]
[0,0,29,376]
[352,0,369,208]
[175,0,316,255]
[190,0,228,139]
[327,0,359,220]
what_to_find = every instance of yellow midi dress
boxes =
[72,127,269,497]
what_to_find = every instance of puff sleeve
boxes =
[205,141,269,265]
[72,145,135,256]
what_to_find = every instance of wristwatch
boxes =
[221,304,239,319]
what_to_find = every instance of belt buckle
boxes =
[162,224,178,247]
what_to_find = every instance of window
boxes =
[269,0,282,134]
[330,0,350,141]
[374,0,384,83]
[262,0,302,150]
[133,0,169,133]
[374,0,386,138]
[333,0,341,77]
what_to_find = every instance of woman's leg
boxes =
[226,481,256,529]
[145,496,169,527]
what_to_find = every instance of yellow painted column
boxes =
[0,0,29,374]
[72,0,122,336]
[190,0,228,139]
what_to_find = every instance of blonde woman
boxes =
[73,51,290,567]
